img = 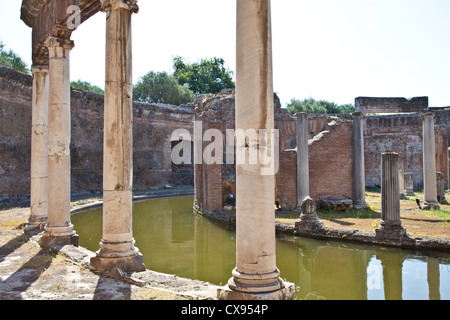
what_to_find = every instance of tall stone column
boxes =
[352,112,367,209]
[40,37,78,247]
[27,65,49,231]
[436,172,445,203]
[376,152,406,241]
[90,0,145,273]
[422,113,440,209]
[218,0,294,300]
[296,112,309,208]
[447,147,450,191]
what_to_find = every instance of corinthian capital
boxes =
[100,0,139,13]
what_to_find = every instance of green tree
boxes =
[133,71,195,105]
[286,97,354,114]
[0,40,29,74]
[70,80,104,94]
[172,56,235,94]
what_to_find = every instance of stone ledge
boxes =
[193,206,450,252]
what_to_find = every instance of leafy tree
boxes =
[70,80,104,94]
[172,56,235,94]
[286,97,354,114]
[0,40,29,74]
[133,71,194,105]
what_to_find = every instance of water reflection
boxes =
[72,196,450,300]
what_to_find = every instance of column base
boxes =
[295,218,324,233]
[218,276,295,300]
[25,216,47,232]
[404,190,415,197]
[39,232,79,248]
[353,202,368,210]
[90,247,146,274]
[375,223,406,242]
[423,201,440,210]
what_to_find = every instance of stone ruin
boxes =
[0,0,447,301]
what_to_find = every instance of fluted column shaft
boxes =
[381,152,401,226]
[27,65,49,230]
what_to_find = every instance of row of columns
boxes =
[28,0,144,272]
[27,0,293,299]
[351,112,440,210]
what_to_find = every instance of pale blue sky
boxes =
[1,0,450,107]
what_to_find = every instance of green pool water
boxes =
[71,195,450,300]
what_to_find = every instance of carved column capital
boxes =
[100,0,139,13]
[44,37,74,59]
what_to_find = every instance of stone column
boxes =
[447,147,450,190]
[436,172,446,203]
[40,37,78,247]
[375,152,406,241]
[218,0,294,300]
[90,0,145,273]
[296,112,309,208]
[422,113,440,209]
[352,112,367,209]
[27,65,49,231]
[398,159,405,199]
[403,172,415,197]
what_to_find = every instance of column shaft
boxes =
[41,37,78,246]
[422,113,439,209]
[224,0,293,299]
[352,112,367,209]
[381,152,401,226]
[376,152,406,241]
[296,112,309,207]
[91,0,144,273]
[27,65,49,230]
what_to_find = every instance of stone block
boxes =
[355,96,428,113]
[318,198,352,211]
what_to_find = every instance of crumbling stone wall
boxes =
[0,67,193,200]
[308,116,354,201]
[364,112,449,190]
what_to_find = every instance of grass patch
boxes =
[317,207,380,221]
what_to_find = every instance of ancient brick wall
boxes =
[0,67,193,200]
[308,117,354,201]
[364,112,449,190]
[277,150,297,210]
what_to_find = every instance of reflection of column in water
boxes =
[295,240,319,300]
[194,214,236,286]
[376,250,406,300]
[427,257,440,300]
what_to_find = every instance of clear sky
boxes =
[1,0,450,107]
